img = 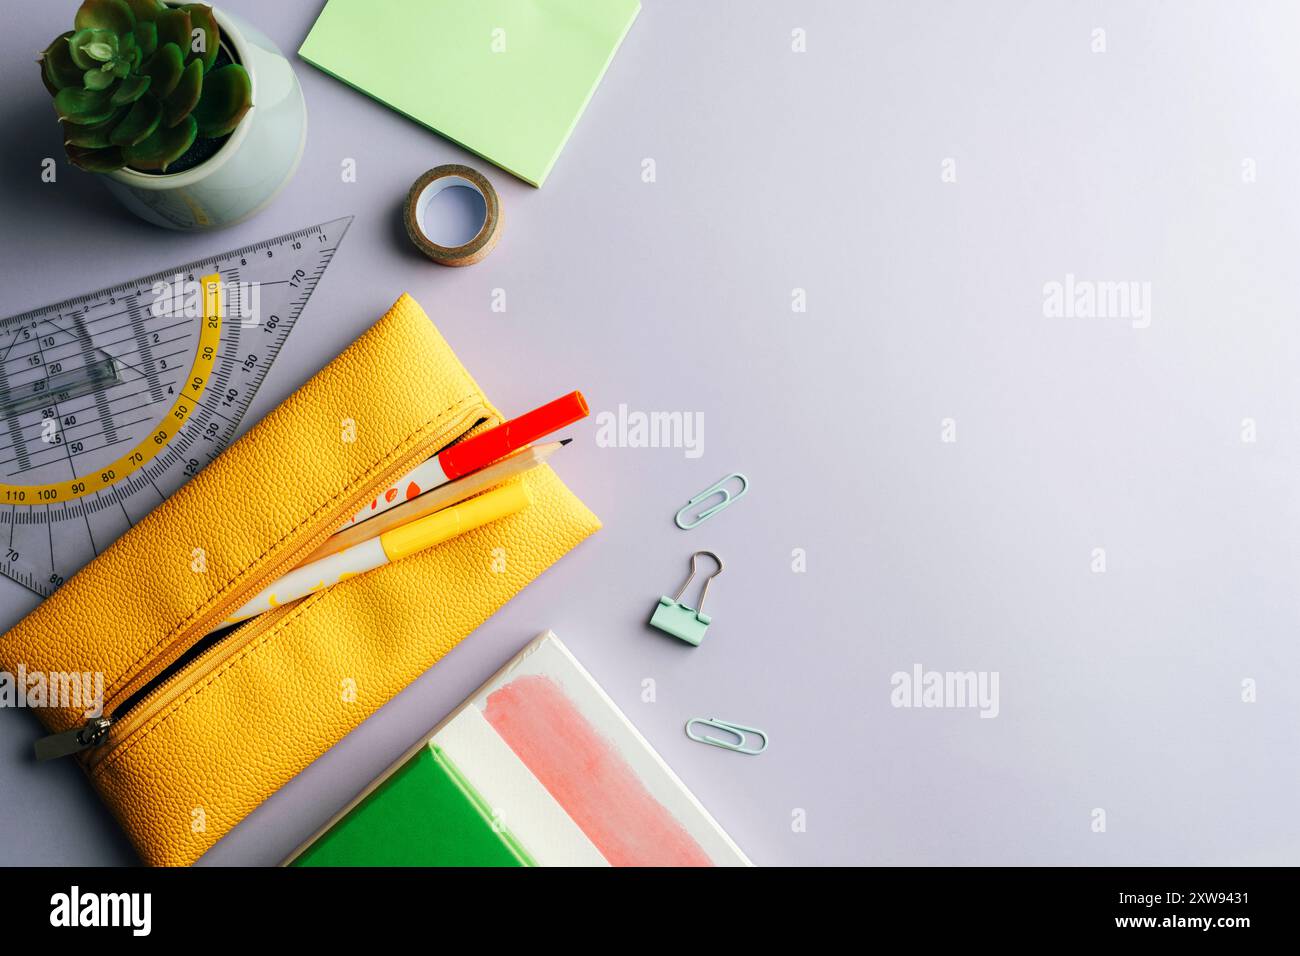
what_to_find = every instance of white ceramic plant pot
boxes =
[100,6,307,230]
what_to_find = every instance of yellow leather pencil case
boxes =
[0,294,600,866]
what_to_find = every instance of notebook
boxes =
[287,631,751,866]
[298,0,642,186]
[291,744,535,867]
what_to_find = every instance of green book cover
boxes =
[299,0,642,186]
[292,745,534,867]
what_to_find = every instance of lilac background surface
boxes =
[2,1,1299,866]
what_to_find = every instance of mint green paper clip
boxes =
[675,473,748,529]
[650,551,722,646]
[686,717,768,756]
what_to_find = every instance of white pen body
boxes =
[221,537,389,628]
[337,457,451,531]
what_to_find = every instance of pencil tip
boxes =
[560,438,572,446]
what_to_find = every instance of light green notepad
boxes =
[299,0,641,186]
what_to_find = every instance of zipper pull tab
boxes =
[34,717,112,762]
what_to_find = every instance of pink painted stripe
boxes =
[484,675,713,867]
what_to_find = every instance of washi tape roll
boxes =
[403,164,502,266]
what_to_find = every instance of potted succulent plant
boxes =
[38,0,306,229]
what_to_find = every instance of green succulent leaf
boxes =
[162,58,203,127]
[69,28,115,70]
[62,109,125,148]
[38,65,58,97]
[111,72,151,106]
[124,0,166,22]
[39,33,82,92]
[124,113,196,171]
[181,4,219,72]
[143,42,184,98]
[74,0,135,34]
[154,8,192,55]
[53,85,116,124]
[83,66,116,91]
[133,20,157,58]
[110,93,162,146]
[67,144,127,172]
[84,39,116,62]
[192,63,251,139]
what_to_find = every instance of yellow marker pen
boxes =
[219,483,531,631]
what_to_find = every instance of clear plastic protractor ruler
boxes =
[0,215,352,597]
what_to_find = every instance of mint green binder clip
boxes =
[650,551,723,646]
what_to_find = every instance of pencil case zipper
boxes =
[36,407,490,765]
